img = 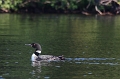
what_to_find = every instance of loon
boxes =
[25,43,65,62]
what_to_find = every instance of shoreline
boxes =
[0,10,118,16]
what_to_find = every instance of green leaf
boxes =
[0,1,2,4]
[51,3,54,7]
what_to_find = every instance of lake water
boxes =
[0,14,120,79]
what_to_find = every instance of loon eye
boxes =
[34,44,36,46]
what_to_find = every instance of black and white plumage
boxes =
[25,43,65,62]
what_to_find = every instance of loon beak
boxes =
[25,44,31,46]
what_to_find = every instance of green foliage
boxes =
[0,0,119,13]
[0,0,22,12]
[0,0,90,12]
[67,0,78,10]
[51,0,67,10]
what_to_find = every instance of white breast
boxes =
[31,53,38,61]
[36,50,41,53]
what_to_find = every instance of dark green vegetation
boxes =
[0,0,120,15]
[0,0,91,13]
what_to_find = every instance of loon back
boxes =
[36,55,65,61]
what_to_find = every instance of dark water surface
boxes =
[0,14,120,79]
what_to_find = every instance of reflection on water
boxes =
[31,57,119,67]
[30,66,41,79]
[0,14,120,79]
[31,61,52,67]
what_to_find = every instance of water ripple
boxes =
[66,58,120,65]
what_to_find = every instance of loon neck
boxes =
[34,50,41,56]
[34,52,39,56]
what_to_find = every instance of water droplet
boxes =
[55,66,60,68]
[83,75,87,76]
[44,76,50,79]
[88,72,92,74]
[83,52,85,54]
[0,76,4,79]
[15,62,18,64]
[3,73,9,76]
[6,62,9,64]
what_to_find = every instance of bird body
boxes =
[26,43,65,62]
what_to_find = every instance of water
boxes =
[0,14,120,79]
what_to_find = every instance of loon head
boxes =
[26,43,42,62]
[31,43,42,51]
[25,43,42,51]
